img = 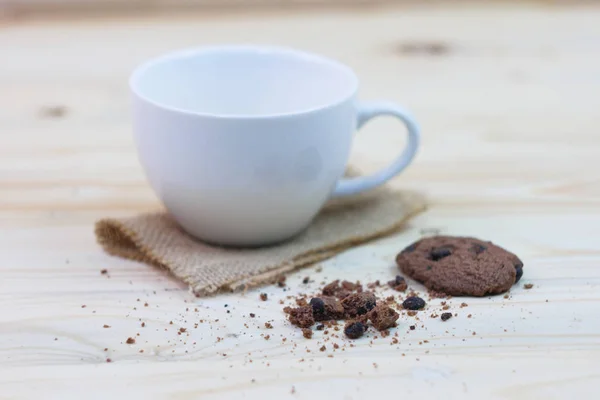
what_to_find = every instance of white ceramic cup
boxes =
[130,45,420,247]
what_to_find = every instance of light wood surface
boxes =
[2,3,600,399]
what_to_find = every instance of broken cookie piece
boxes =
[322,279,353,299]
[310,296,345,322]
[288,306,315,328]
[367,304,399,331]
[341,292,376,318]
[387,275,408,292]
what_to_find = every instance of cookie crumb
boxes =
[103,324,110,328]
[388,275,408,292]
[260,293,268,301]
[100,269,108,275]
[524,283,534,289]
[106,358,112,363]
[126,337,135,344]
[302,328,313,339]
[265,322,273,329]
[40,105,67,118]
[319,345,326,352]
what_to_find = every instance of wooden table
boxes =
[2,3,600,398]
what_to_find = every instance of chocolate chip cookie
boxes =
[396,236,523,296]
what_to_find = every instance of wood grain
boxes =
[1,3,600,399]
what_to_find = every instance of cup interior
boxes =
[130,46,358,117]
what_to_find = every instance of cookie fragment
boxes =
[368,305,399,331]
[310,296,344,321]
[288,306,315,328]
[341,292,377,317]
[387,275,408,292]
[322,279,353,299]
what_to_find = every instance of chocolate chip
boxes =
[316,324,325,331]
[401,243,417,254]
[515,261,524,283]
[409,325,416,330]
[440,312,452,321]
[402,296,426,310]
[429,247,452,261]
[310,298,325,314]
[471,244,487,254]
[344,321,367,339]
[387,275,408,292]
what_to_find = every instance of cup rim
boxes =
[129,44,359,120]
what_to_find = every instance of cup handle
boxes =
[331,101,420,198]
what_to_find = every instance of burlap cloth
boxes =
[95,169,426,297]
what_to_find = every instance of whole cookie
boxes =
[396,236,523,296]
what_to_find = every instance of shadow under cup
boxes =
[129,46,360,246]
